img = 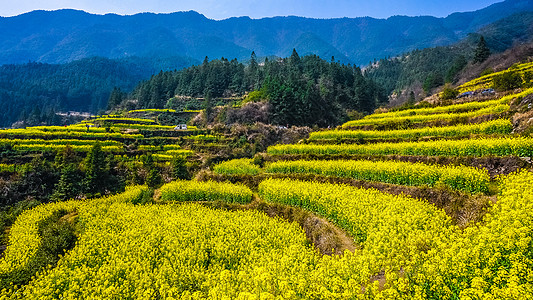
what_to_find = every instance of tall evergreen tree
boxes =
[107,87,125,109]
[473,36,491,64]
[52,164,82,202]
[83,142,107,195]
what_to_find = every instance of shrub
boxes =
[440,84,459,100]
[492,70,523,91]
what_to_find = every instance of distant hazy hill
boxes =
[0,0,532,66]
[0,56,196,127]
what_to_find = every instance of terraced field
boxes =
[1,81,532,298]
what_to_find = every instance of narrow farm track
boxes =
[200,194,358,255]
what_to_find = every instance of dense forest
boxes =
[365,11,533,102]
[0,56,196,128]
[124,51,387,127]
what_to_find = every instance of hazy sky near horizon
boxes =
[0,0,503,19]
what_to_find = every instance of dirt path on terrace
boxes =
[199,195,357,256]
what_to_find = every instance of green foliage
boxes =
[473,36,491,64]
[107,87,126,109]
[0,208,77,289]
[242,90,265,103]
[159,180,253,204]
[146,168,162,189]
[171,155,190,180]
[367,46,471,95]
[0,57,194,127]
[440,84,459,100]
[51,164,83,202]
[83,143,107,195]
[423,72,444,93]
[0,199,40,245]
[480,68,494,77]
[445,55,468,83]
[492,70,524,91]
[132,54,387,127]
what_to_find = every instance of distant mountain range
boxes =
[1,0,532,66]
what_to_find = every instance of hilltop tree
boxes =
[171,155,189,180]
[473,36,491,64]
[107,87,126,109]
[141,153,162,188]
[83,142,107,195]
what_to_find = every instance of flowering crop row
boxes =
[265,159,490,193]
[159,180,253,204]
[0,139,121,147]
[127,108,177,113]
[137,144,181,151]
[342,104,509,127]
[13,144,123,153]
[91,117,156,124]
[0,128,142,139]
[29,125,108,133]
[0,164,16,173]
[268,137,533,157]
[112,123,198,131]
[152,150,193,161]
[458,62,533,92]
[363,97,510,120]
[3,172,532,298]
[311,119,512,141]
[213,158,262,175]
[407,170,533,299]
[6,202,320,299]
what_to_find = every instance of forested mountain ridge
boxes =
[1,0,532,66]
[365,11,533,102]
[0,56,196,127]
[122,52,387,127]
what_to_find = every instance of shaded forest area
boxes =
[121,51,388,127]
[0,56,196,128]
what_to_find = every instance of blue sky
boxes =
[0,0,503,19]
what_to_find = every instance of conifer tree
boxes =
[473,36,491,64]
[83,142,107,195]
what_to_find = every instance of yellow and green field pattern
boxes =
[0,186,149,291]
[159,180,253,204]
[312,119,512,141]
[259,178,457,298]
[362,97,510,120]
[0,138,124,153]
[1,171,533,298]
[0,186,320,299]
[258,171,533,298]
[213,158,262,175]
[458,61,533,92]
[342,88,533,128]
[0,164,16,173]
[265,159,490,193]
[0,127,142,139]
[111,123,198,131]
[268,137,533,157]
[413,170,533,298]
[342,104,509,127]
